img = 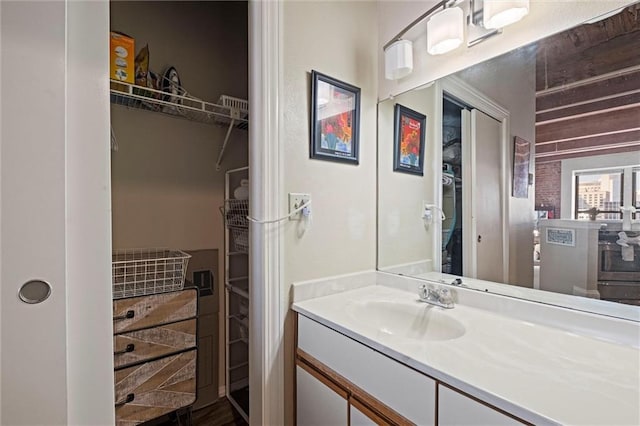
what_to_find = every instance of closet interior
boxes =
[442,97,464,276]
[109,1,250,423]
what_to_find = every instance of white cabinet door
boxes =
[297,366,348,426]
[298,315,436,425]
[438,385,523,425]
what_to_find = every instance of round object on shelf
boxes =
[234,179,249,200]
[162,66,182,104]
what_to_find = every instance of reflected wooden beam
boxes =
[536,106,640,144]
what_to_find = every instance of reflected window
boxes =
[574,170,623,220]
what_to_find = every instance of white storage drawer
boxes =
[298,315,436,425]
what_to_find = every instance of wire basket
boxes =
[224,199,249,228]
[231,228,249,253]
[112,248,191,299]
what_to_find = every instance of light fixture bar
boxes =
[467,0,501,46]
[383,0,453,51]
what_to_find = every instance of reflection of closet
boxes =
[442,98,464,275]
[441,90,505,283]
[223,167,250,421]
[109,1,249,422]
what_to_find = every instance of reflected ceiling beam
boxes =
[533,3,640,162]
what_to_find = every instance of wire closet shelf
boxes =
[110,79,249,129]
[112,248,191,299]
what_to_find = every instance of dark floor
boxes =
[192,397,248,426]
[143,397,247,426]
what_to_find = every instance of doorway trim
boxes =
[435,76,510,283]
[248,1,285,425]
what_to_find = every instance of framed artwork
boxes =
[512,136,531,198]
[310,70,360,164]
[393,104,426,175]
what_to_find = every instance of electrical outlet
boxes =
[289,193,311,221]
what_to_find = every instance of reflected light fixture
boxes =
[427,6,464,55]
[384,39,414,80]
[483,0,529,29]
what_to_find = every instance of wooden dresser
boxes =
[113,288,198,425]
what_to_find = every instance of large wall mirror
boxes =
[377,2,640,320]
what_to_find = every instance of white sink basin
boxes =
[347,300,466,341]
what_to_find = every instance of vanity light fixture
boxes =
[383,0,530,80]
[427,6,464,55]
[385,39,414,80]
[483,0,530,29]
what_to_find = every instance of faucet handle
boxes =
[437,287,453,304]
[418,284,429,299]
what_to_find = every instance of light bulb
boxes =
[483,0,529,29]
[427,7,464,55]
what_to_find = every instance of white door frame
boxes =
[248,1,285,425]
[434,76,510,283]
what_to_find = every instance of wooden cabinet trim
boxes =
[350,396,392,426]
[296,352,348,399]
[296,348,413,426]
[437,383,531,425]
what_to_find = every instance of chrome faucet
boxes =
[418,284,454,309]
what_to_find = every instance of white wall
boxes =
[456,48,536,287]
[281,1,379,422]
[378,86,437,271]
[378,1,635,100]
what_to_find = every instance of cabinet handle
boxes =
[115,393,135,407]
[114,343,135,356]
[113,310,135,321]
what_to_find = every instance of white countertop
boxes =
[292,284,640,425]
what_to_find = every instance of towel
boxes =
[616,232,640,262]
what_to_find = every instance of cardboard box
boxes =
[110,32,134,83]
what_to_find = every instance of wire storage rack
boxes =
[112,248,191,299]
[110,80,248,128]
[110,78,249,170]
[223,199,249,253]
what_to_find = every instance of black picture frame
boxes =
[393,104,426,175]
[310,70,360,164]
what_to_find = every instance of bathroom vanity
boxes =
[292,272,640,425]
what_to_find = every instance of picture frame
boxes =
[393,104,426,175]
[512,136,531,198]
[310,70,360,164]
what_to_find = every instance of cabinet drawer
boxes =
[113,289,197,334]
[115,349,196,426]
[114,319,196,368]
[298,315,436,425]
[438,385,525,425]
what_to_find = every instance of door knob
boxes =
[477,235,482,243]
